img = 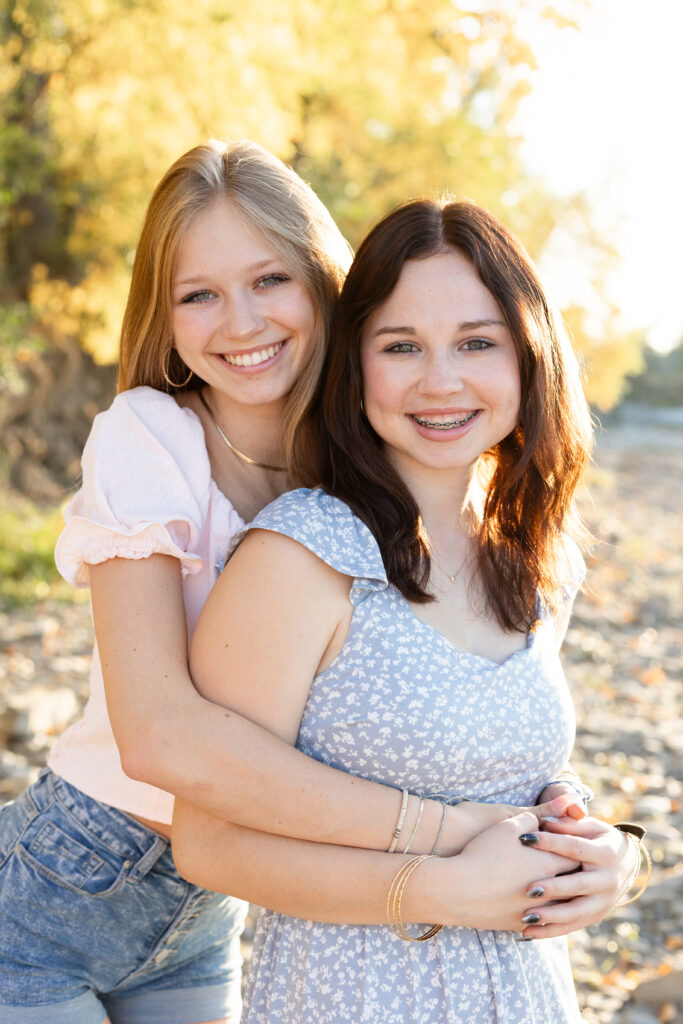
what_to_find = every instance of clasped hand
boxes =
[444,799,636,937]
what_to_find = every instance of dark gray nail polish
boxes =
[519,936,534,942]
[521,912,542,925]
[527,886,545,898]
[519,833,540,846]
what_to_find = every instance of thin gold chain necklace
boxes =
[198,390,286,473]
[425,541,468,585]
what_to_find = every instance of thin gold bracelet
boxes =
[430,801,448,855]
[402,798,425,854]
[386,855,443,941]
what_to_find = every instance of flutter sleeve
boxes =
[55,387,213,587]
[227,487,388,605]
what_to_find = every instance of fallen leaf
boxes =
[640,667,667,686]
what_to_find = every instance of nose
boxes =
[417,353,464,396]
[222,291,267,340]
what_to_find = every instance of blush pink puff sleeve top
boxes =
[50,386,243,824]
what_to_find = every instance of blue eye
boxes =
[181,290,213,304]
[258,273,290,288]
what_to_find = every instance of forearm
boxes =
[126,686,586,854]
[132,695,562,855]
[171,797,424,923]
[172,802,580,932]
[126,684,439,849]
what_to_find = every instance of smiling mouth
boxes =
[410,411,478,429]
[222,340,285,367]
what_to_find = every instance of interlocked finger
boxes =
[524,866,601,905]
[519,829,609,870]
[521,894,608,938]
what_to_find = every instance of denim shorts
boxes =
[0,770,248,1024]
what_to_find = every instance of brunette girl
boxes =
[172,198,644,1024]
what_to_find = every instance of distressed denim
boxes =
[0,770,246,1023]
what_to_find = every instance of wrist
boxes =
[399,798,445,856]
[538,776,593,809]
[397,850,458,926]
[432,800,499,857]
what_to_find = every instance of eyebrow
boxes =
[372,326,417,337]
[371,317,506,337]
[459,318,506,330]
[174,259,280,287]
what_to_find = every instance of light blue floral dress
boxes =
[234,488,584,1024]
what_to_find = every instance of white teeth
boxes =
[225,341,283,367]
[412,411,477,429]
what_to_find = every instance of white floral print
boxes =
[232,488,584,1024]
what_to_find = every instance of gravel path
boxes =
[1,410,681,1023]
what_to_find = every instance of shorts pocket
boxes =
[0,788,38,866]
[15,810,130,897]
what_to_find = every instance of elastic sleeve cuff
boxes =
[55,517,203,587]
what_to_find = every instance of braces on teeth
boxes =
[412,411,477,429]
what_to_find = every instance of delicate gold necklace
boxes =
[425,541,468,585]
[198,391,286,473]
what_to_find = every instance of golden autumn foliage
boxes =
[1,0,641,407]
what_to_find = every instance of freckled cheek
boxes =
[172,308,213,337]
[479,361,520,415]
[363,367,406,419]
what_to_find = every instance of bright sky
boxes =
[514,0,683,352]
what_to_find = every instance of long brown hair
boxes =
[117,139,351,466]
[297,199,593,631]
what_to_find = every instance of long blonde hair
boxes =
[118,139,351,464]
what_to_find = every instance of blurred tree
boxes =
[622,339,683,407]
[1,0,639,497]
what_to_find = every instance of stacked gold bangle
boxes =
[386,855,443,941]
[614,822,651,907]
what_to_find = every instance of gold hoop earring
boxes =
[163,348,193,389]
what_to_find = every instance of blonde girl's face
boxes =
[360,249,521,482]
[171,198,317,413]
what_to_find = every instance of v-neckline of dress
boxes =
[405,600,536,668]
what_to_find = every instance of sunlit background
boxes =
[4,0,682,409]
[516,0,683,355]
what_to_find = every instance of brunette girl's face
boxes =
[360,248,521,480]
[171,198,317,413]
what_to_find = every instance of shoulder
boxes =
[92,386,206,452]
[81,387,210,495]
[55,388,221,587]
[229,488,388,593]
